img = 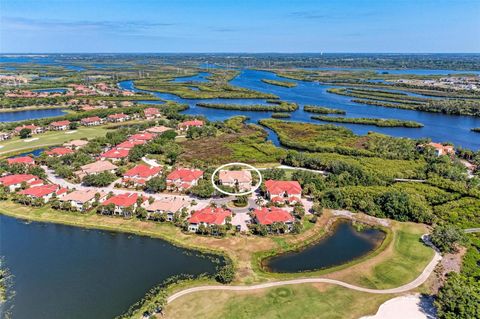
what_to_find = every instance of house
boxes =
[59,189,108,211]
[178,120,204,131]
[144,107,161,120]
[14,124,43,135]
[219,170,252,191]
[0,132,12,141]
[129,132,156,142]
[63,139,89,150]
[49,120,71,131]
[101,192,143,216]
[100,148,130,162]
[425,142,455,156]
[187,207,232,232]
[19,184,67,203]
[264,180,302,204]
[122,164,162,187]
[144,198,188,221]
[7,156,35,166]
[75,160,118,179]
[146,126,173,135]
[116,140,145,150]
[81,116,103,126]
[0,174,43,192]
[166,168,204,191]
[45,147,74,157]
[252,207,295,232]
[107,113,129,123]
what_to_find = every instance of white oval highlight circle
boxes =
[211,162,263,196]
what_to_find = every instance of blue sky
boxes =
[1,0,479,53]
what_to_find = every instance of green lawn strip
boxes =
[0,126,108,156]
[261,79,297,88]
[311,115,424,128]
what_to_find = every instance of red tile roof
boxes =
[102,193,141,207]
[116,140,145,149]
[81,116,102,123]
[19,184,66,198]
[179,120,204,128]
[50,120,70,127]
[46,147,74,156]
[124,164,161,179]
[265,180,302,196]
[0,174,39,187]
[144,108,160,115]
[101,148,130,159]
[167,168,203,182]
[129,133,156,141]
[253,207,294,225]
[108,113,128,120]
[7,156,35,165]
[188,207,232,225]
[15,124,40,132]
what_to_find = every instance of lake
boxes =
[0,109,66,122]
[264,221,386,273]
[0,215,222,319]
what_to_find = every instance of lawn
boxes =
[0,126,109,156]
[165,284,392,319]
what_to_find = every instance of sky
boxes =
[1,0,479,53]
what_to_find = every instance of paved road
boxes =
[464,228,480,233]
[167,235,442,304]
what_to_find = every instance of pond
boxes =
[0,108,66,122]
[264,221,386,273]
[0,215,223,319]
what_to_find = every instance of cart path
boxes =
[167,236,441,304]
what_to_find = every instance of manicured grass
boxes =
[0,126,109,156]
[166,284,392,319]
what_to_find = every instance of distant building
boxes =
[81,116,103,126]
[178,120,204,131]
[45,147,74,157]
[14,124,43,135]
[116,140,145,150]
[0,132,12,141]
[63,139,89,150]
[187,207,232,232]
[49,120,71,131]
[129,132,156,142]
[166,168,204,191]
[100,148,130,162]
[107,113,129,123]
[424,142,455,156]
[7,156,35,166]
[75,160,118,179]
[144,107,161,120]
[146,126,173,135]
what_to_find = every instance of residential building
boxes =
[178,119,204,131]
[81,116,103,126]
[59,189,107,211]
[101,192,143,216]
[63,139,89,150]
[14,124,43,135]
[144,198,188,221]
[219,170,252,190]
[129,132,156,142]
[166,168,204,191]
[425,142,455,156]
[100,148,130,162]
[116,140,145,150]
[144,107,161,120]
[107,113,129,123]
[45,147,74,157]
[0,174,43,191]
[146,126,173,135]
[75,160,118,179]
[122,164,162,187]
[252,207,295,232]
[49,120,71,131]
[19,184,67,203]
[187,207,232,232]
[7,156,35,166]
[0,132,12,141]
[264,180,302,204]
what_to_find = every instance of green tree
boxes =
[430,224,466,253]
[145,176,166,193]
[435,273,480,319]
[215,264,235,284]
[19,128,32,139]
